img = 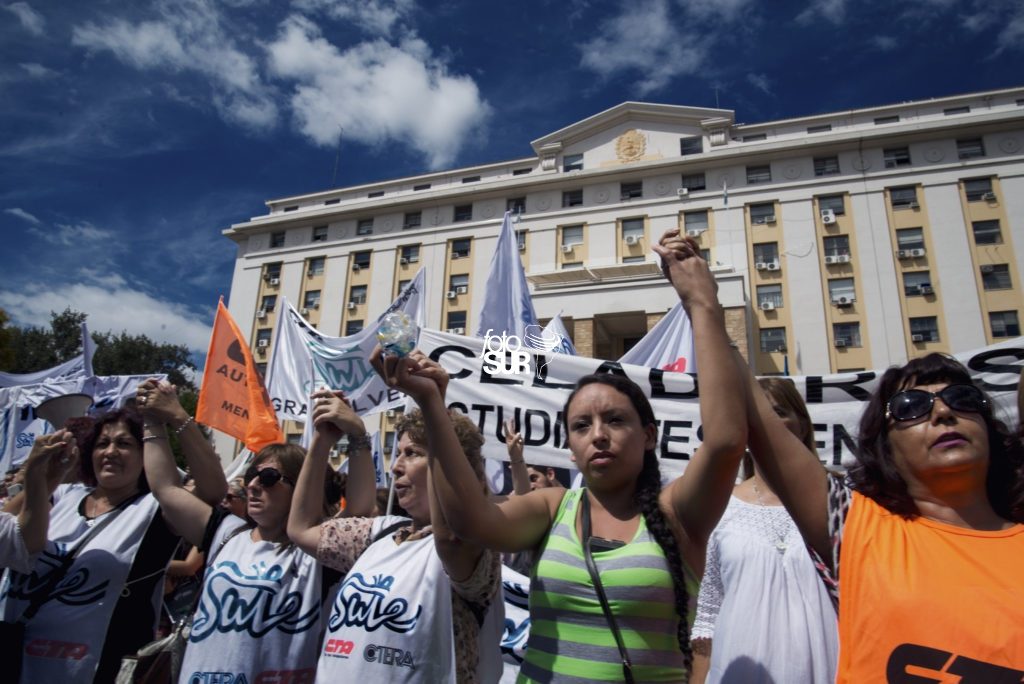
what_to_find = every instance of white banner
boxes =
[618,301,697,373]
[417,330,1022,477]
[267,269,426,423]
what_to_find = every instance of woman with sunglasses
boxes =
[734,350,1024,680]
[141,381,369,683]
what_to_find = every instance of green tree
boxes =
[0,309,14,369]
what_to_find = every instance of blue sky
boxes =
[1,0,1021,361]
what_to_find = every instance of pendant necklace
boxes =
[752,477,789,554]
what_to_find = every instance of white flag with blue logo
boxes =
[475,211,538,339]
[617,301,697,374]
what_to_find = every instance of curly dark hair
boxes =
[80,408,149,493]
[564,374,693,672]
[851,353,1024,521]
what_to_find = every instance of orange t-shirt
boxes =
[837,491,1024,682]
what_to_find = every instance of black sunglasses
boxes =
[244,466,295,488]
[885,384,988,422]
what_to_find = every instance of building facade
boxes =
[220,86,1024,451]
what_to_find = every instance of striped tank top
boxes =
[518,488,696,683]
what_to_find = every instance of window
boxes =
[818,194,846,216]
[265,262,282,279]
[260,295,277,312]
[963,177,993,201]
[453,204,473,222]
[255,363,267,379]
[563,154,583,172]
[513,167,532,176]
[681,172,706,191]
[451,238,471,259]
[874,115,900,125]
[561,225,584,249]
[828,278,856,303]
[750,203,776,224]
[896,228,925,251]
[684,210,709,234]
[902,271,933,296]
[883,147,911,168]
[324,198,340,206]
[562,189,583,207]
[256,328,272,346]
[303,290,321,309]
[623,256,645,264]
[446,311,467,332]
[413,183,431,191]
[957,138,985,159]
[397,279,411,293]
[349,285,367,305]
[807,124,832,133]
[890,186,918,209]
[383,432,395,453]
[680,136,703,156]
[981,264,1012,290]
[944,106,970,115]
[270,231,286,248]
[507,197,526,215]
[746,165,772,184]
[759,328,787,353]
[403,211,422,229]
[622,217,644,241]
[990,311,1021,338]
[814,156,840,177]
[307,257,325,276]
[345,320,364,335]
[972,220,1002,245]
[743,133,767,142]
[312,225,328,242]
[461,175,480,183]
[757,284,783,308]
[352,251,371,269]
[367,191,384,198]
[753,242,779,264]
[700,248,711,262]
[400,244,420,263]
[357,219,374,236]
[823,235,851,259]
[910,316,939,342]
[283,206,298,213]
[516,230,526,251]
[562,261,584,270]
[833,323,862,347]
[449,274,469,291]
[620,181,643,200]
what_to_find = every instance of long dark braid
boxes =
[564,374,694,672]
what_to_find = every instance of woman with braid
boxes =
[372,231,747,682]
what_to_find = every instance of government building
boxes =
[220,85,1024,449]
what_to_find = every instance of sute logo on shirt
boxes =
[5,547,108,606]
[363,644,416,671]
[190,561,320,641]
[323,638,356,659]
[329,573,421,634]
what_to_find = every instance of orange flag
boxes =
[197,298,284,452]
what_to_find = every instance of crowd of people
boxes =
[0,228,1021,683]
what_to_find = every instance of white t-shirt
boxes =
[179,513,336,684]
[0,512,30,573]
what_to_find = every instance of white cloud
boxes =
[294,0,416,36]
[71,0,278,130]
[3,2,45,36]
[4,207,40,225]
[870,35,899,51]
[0,281,211,352]
[578,0,709,96]
[18,62,59,79]
[266,16,490,169]
[795,0,848,25]
[679,0,756,22]
[746,72,773,96]
[28,221,115,246]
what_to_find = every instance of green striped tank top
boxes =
[518,488,697,683]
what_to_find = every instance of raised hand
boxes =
[504,418,524,462]
[311,389,366,442]
[23,429,79,495]
[136,378,190,426]
[370,346,448,404]
[652,229,719,311]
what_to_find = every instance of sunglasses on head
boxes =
[244,466,295,488]
[885,384,988,422]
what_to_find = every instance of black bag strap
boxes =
[18,492,142,624]
[371,519,410,545]
[580,491,635,684]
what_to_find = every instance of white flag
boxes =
[475,211,538,339]
[617,301,697,373]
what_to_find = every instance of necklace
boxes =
[752,477,789,555]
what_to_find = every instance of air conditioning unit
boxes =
[448,327,465,335]
[347,302,357,310]
[446,290,457,300]
[352,263,361,272]
[981,264,995,273]
[911,334,925,343]
[764,214,777,224]
[676,188,690,197]
[257,339,269,348]
[685,229,704,238]
[624,235,640,246]
[755,261,768,271]
[821,209,837,224]
[981,192,996,201]
[909,248,925,258]
[456,286,468,295]
[562,244,574,254]
[256,309,267,319]
[834,339,847,348]
[837,254,851,264]
[300,308,310,315]
[833,296,853,307]
[766,261,781,271]
[386,410,396,419]
[518,242,526,252]
[759,301,775,311]
[824,255,839,265]
[269,277,280,286]
[919,285,934,295]
[400,257,409,265]
[307,270,315,278]
[908,201,920,209]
